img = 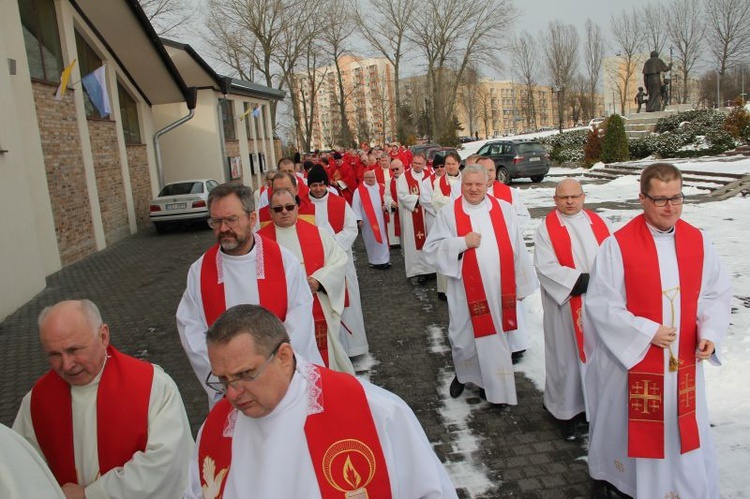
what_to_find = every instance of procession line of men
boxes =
[7,151,731,498]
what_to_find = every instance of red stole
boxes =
[439,175,452,196]
[388,178,401,237]
[374,167,389,188]
[491,181,512,203]
[404,171,427,249]
[545,209,610,362]
[357,183,385,244]
[324,193,346,233]
[198,366,392,498]
[616,215,702,459]
[305,367,392,498]
[454,196,517,336]
[30,347,153,485]
[200,237,288,326]
[259,221,329,366]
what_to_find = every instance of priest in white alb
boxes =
[533,179,612,440]
[583,163,731,499]
[396,153,435,284]
[186,304,458,499]
[14,300,193,499]
[352,169,391,268]
[177,183,322,408]
[259,189,354,375]
[423,165,538,405]
[383,159,404,248]
[307,164,369,358]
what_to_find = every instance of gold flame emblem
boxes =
[322,439,376,498]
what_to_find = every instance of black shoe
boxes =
[511,349,526,364]
[477,388,487,400]
[449,376,465,398]
[561,418,577,441]
[437,292,447,301]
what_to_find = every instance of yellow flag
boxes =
[54,59,77,100]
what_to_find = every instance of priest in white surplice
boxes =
[430,151,463,301]
[307,165,369,358]
[186,305,458,499]
[352,169,391,268]
[13,300,193,499]
[383,159,405,248]
[258,189,354,375]
[177,183,322,408]
[374,153,400,247]
[423,165,538,405]
[533,179,612,440]
[1,422,64,499]
[584,163,731,499]
[396,154,435,283]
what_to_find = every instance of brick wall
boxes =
[126,144,151,230]
[32,82,96,266]
[88,120,130,245]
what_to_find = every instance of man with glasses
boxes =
[186,304,457,498]
[353,169,391,268]
[14,300,193,498]
[384,159,405,248]
[177,183,323,408]
[583,163,731,498]
[533,179,612,441]
[258,189,354,375]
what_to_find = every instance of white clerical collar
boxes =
[310,193,327,202]
[557,210,586,221]
[645,220,675,235]
[463,196,488,211]
[274,223,298,234]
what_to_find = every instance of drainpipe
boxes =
[154,108,195,189]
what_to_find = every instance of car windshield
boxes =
[517,143,545,154]
[159,182,204,196]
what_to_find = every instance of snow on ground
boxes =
[512,157,750,498]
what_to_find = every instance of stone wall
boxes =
[88,120,130,245]
[126,144,151,230]
[32,82,96,266]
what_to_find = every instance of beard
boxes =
[218,230,249,253]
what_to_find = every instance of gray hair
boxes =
[462,164,490,182]
[208,182,255,214]
[207,304,289,356]
[272,171,298,189]
[270,188,296,204]
[38,299,103,334]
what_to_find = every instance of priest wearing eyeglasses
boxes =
[176,182,323,409]
[186,304,457,499]
[258,188,354,375]
[583,163,732,498]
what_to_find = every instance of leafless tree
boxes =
[609,8,644,114]
[582,19,604,120]
[541,21,579,131]
[139,0,195,36]
[353,0,417,142]
[320,0,358,147]
[204,0,322,132]
[291,41,331,151]
[667,0,705,104]
[408,0,518,142]
[512,31,539,130]
[457,65,483,137]
[642,3,669,54]
[704,0,750,105]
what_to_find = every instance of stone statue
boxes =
[642,51,672,112]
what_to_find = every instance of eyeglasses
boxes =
[271,204,297,213]
[205,341,287,394]
[643,192,684,207]
[554,193,584,201]
[208,214,244,229]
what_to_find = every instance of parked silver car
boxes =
[149,179,219,233]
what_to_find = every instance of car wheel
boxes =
[153,222,168,234]
[530,175,545,183]
[496,167,510,185]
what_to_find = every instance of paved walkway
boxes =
[0,191,592,498]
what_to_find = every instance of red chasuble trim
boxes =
[198,399,234,498]
[545,209,610,362]
[30,347,153,485]
[326,194,346,233]
[491,181,513,203]
[305,367,392,498]
[404,172,427,250]
[615,215,702,459]
[259,221,330,367]
[200,237,288,327]
[357,184,385,244]
[439,175,452,196]
[454,196,517,336]
[388,178,401,237]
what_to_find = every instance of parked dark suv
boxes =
[475,139,550,184]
